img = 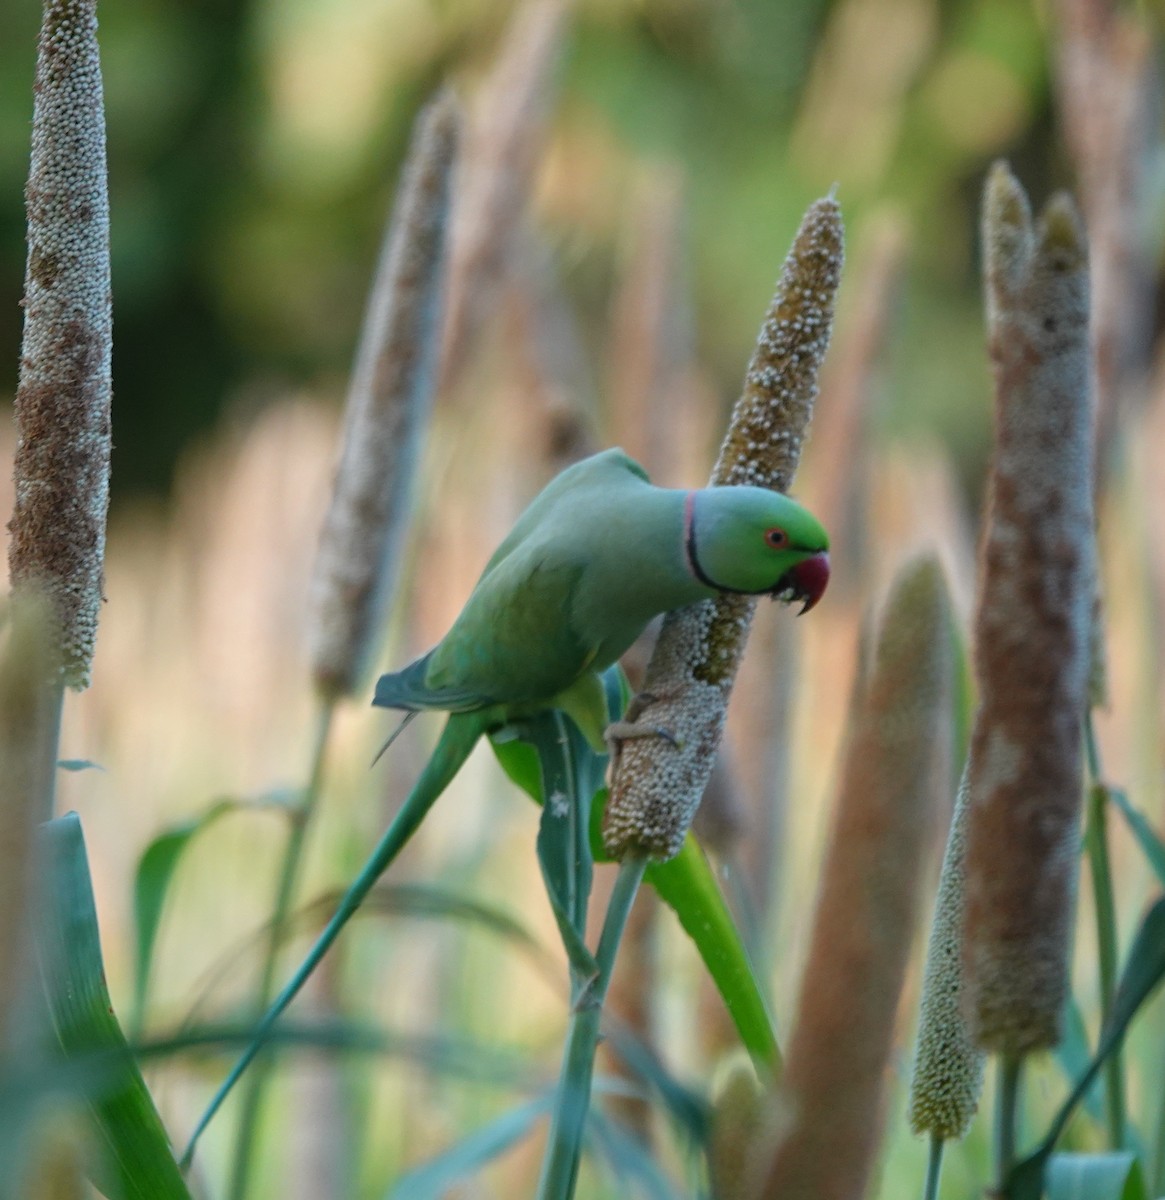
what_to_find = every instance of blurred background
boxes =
[3,0,1165,1196]
[7,0,1160,499]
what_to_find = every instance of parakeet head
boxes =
[685,486,831,612]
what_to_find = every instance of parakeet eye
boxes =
[764,527,789,549]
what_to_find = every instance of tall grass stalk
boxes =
[227,700,335,1200]
[922,1136,944,1200]
[994,1054,1023,1188]
[27,681,64,828]
[180,713,485,1169]
[535,854,647,1200]
[218,87,459,1195]
[0,598,57,1044]
[439,0,566,390]
[1083,711,1126,1149]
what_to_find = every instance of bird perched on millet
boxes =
[374,447,829,753]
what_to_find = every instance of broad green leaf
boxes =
[491,729,543,804]
[37,813,192,1200]
[1045,1152,1146,1200]
[1008,896,1165,1198]
[384,1095,553,1199]
[646,839,780,1073]
[132,798,278,1031]
[1105,896,1165,1058]
[490,670,779,1073]
[1108,789,1165,889]
[532,711,600,982]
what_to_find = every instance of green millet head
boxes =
[909,767,986,1141]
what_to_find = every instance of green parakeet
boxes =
[374,446,830,750]
[186,449,829,1141]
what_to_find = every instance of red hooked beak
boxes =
[772,551,830,615]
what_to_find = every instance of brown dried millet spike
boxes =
[753,555,952,1198]
[963,163,1095,1056]
[308,91,460,699]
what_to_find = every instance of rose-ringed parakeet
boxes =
[374,446,829,753]
[187,449,829,1138]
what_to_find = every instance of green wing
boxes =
[372,652,486,713]
[478,448,649,580]
[375,448,652,717]
[424,551,597,707]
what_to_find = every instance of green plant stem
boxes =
[1084,712,1127,1149]
[1154,1074,1165,1198]
[536,854,648,1200]
[994,1053,1023,1190]
[32,677,64,825]
[226,698,335,1200]
[922,1135,944,1200]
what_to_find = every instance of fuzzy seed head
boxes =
[440,0,566,387]
[603,196,843,861]
[909,766,986,1141]
[963,165,1095,1056]
[308,91,460,698]
[10,0,112,690]
[708,1057,765,1200]
[752,555,951,1198]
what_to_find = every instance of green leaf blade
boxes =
[647,836,780,1073]
[131,799,239,1031]
[384,1096,552,1200]
[37,813,192,1200]
[489,666,779,1074]
[1045,1152,1147,1200]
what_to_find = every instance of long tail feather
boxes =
[370,710,418,766]
[180,709,490,1167]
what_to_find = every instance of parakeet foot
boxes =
[621,691,657,724]
[603,693,680,766]
[604,719,679,751]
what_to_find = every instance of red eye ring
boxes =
[764,527,788,549]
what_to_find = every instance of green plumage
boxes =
[375,447,829,748]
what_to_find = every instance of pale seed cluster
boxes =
[308,91,460,698]
[908,766,986,1141]
[603,196,843,861]
[10,0,112,690]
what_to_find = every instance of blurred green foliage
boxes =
[0,0,1149,497]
